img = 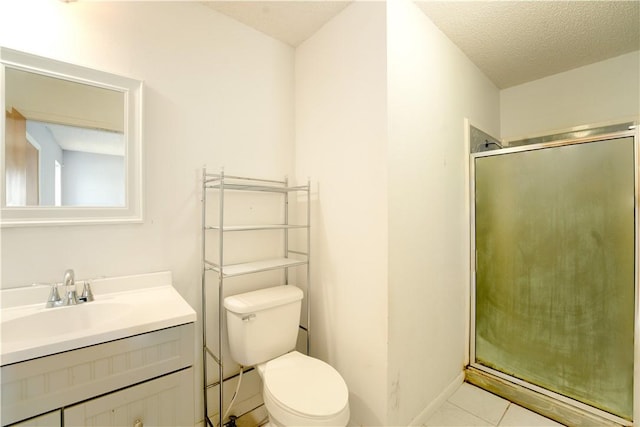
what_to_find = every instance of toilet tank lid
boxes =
[224,285,303,314]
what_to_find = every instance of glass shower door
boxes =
[473,135,635,421]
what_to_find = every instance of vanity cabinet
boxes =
[1,323,194,427]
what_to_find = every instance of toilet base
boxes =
[263,388,350,427]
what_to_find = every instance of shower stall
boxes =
[469,126,638,426]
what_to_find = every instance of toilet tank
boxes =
[224,285,303,366]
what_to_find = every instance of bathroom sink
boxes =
[0,271,197,365]
[1,301,132,344]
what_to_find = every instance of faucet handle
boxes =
[46,283,62,308]
[80,280,94,302]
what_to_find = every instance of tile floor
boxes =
[424,383,565,426]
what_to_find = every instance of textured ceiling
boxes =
[203,0,640,89]
[203,1,352,47]
[416,1,640,88]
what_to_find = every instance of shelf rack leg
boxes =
[284,176,289,286]
[201,167,215,427]
[217,168,225,427]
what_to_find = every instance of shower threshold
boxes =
[465,366,630,427]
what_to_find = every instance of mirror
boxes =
[1,47,143,226]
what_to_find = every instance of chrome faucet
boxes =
[41,269,95,308]
[63,269,78,305]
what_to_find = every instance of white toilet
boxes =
[224,285,350,427]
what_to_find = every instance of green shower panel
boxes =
[474,137,635,420]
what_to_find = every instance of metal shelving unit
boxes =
[201,168,310,427]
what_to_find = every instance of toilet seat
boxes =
[260,351,349,426]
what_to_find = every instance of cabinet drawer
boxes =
[9,410,61,427]
[2,323,194,426]
[64,368,194,427]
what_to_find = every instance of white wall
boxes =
[386,0,500,424]
[501,50,640,140]
[0,1,295,424]
[295,2,389,425]
[61,151,124,206]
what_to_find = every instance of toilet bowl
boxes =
[224,285,350,426]
[257,351,350,427]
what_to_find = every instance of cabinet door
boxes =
[10,410,61,427]
[64,368,193,427]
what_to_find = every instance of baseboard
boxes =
[408,371,464,426]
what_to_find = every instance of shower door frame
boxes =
[468,127,639,426]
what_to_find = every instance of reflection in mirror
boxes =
[1,47,143,226]
[5,68,125,207]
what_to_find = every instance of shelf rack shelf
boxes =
[204,257,309,278]
[205,224,308,232]
[201,168,310,427]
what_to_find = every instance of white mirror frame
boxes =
[0,47,143,227]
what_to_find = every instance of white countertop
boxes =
[1,271,196,366]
